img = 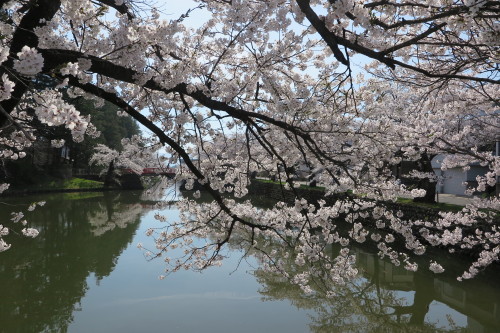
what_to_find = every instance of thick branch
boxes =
[0,0,61,124]
[92,0,134,20]
[295,0,349,67]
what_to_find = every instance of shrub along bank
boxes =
[247,179,452,220]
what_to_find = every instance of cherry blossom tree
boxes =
[0,0,498,285]
[90,134,163,186]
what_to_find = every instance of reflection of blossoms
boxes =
[429,261,444,274]
[140,177,173,202]
[87,202,144,236]
[21,228,39,238]
[1,201,45,252]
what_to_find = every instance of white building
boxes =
[432,154,490,196]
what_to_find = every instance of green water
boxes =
[1,190,499,332]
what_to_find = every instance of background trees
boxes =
[1,75,141,187]
[0,0,498,283]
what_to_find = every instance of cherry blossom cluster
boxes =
[12,46,44,77]
[0,74,14,101]
[0,200,45,252]
[90,135,163,175]
[0,0,498,292]
[32,91,90,142]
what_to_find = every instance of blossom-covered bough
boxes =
[0,0,498,286]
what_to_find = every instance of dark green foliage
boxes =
[69,97,141,168]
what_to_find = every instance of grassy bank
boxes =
[8,176,104,193]
[255,178,464,212]
[48,177,104,190]
[396,197,463,212]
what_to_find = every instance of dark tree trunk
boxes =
[104,161,115,188]
[408,273,434,325]
[413,153,437,204]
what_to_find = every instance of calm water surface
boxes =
[1,190,499,332]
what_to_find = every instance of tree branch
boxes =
[295,0,349,67]
[91,0,135,20]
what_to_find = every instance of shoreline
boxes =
[1,187,123,197]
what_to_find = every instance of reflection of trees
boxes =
[221,227,500,333]
[355,247,500,333]
[184,190,500,332]
[140,176,175,202]
[86,192,146,236]
[250,245,440,332]
[0,191,153,333]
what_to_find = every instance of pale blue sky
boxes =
[158,0,208,28]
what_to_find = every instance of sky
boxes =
[157,0,208,28]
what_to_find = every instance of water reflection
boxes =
[356,248,500,332]
[186,188,500,332]
[1,190,499,332]
[0,192,154,333]
[250,238,500,332]
[87,192,146,236]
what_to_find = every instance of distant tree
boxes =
[69,97,141,169]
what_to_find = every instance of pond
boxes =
[1,189,499,332]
